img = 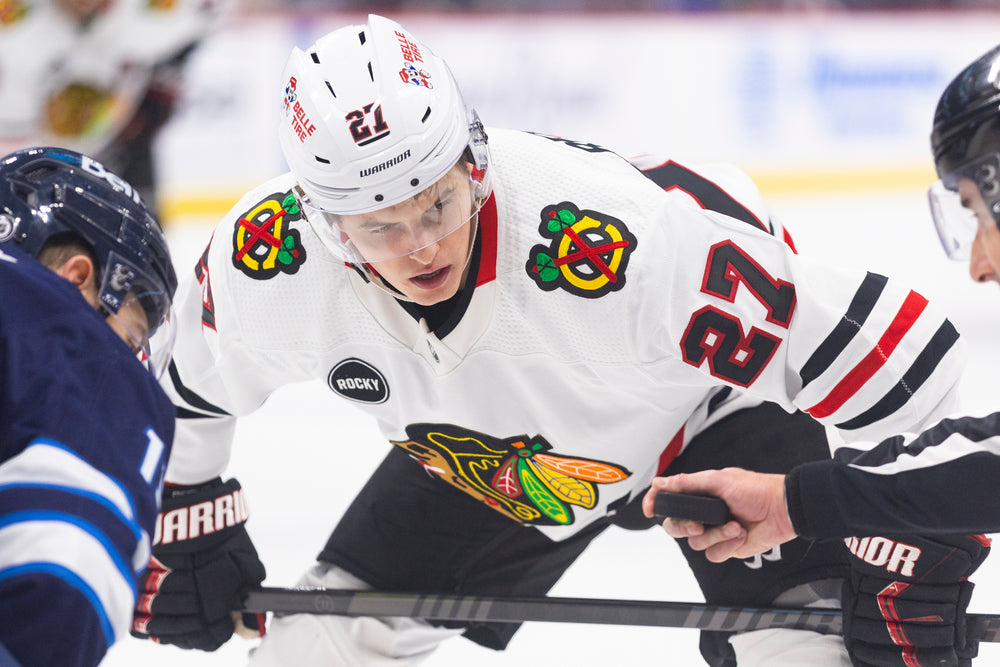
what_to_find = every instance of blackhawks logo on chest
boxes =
[393,423,630,526]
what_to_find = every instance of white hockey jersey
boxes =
[164,128,965,540]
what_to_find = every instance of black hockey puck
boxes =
[653,492,731,527]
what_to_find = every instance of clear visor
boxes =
[105,298,176,379]
[928,153,1000,261]
[98,257,176,378]
[928,180,978,261]
[300,159,491,264]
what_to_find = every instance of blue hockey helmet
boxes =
[928,44,1000,260]
[0,146,178,376]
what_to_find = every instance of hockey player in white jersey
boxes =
[646,44,1000,667]
[133,15,972,667]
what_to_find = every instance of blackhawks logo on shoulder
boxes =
[526,202,637,298]
[232,191,307,279]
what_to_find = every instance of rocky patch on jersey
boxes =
[526,202,637,298]
[232,191,306,279]
[327,358,389,404]
[392,424,630,526]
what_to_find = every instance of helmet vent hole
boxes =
[25,165,56,183]
[310,52,320,64]
[325,81,336,97]
[421,107,432,123]
[367,62,374,82]
[314,156,331,164]
[358,30,366,45]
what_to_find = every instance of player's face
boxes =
[962,178,1000,284]
[104,295,151,355]
[335,163,477,305]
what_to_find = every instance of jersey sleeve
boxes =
[160,183,308,484]
[638,169,965,445]
[0,254,175,666]
[787,411,1000,538]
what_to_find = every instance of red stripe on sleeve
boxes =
[806,291,928,420]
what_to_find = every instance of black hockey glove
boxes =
[131,477,267,651]
[841,532,991,667]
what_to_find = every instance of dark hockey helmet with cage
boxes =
[0,146,178,374]
[928,44,1000,258]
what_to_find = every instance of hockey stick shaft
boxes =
[241,588,1000,641]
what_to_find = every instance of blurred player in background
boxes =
[131,14,975,667]
[0,146,178,666]
[645,43,1000,667]
[0,0,224,216]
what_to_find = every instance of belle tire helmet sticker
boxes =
[526,202,637,298]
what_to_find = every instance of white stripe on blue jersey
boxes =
[0,520,136,648]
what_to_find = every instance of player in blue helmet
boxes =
[646,44,1000,667]
[0,146,178,376]
[0,146,178,666]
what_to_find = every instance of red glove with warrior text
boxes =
[131,478,267,651]
[841,532,990,667]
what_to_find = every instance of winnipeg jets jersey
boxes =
[164,128,964,540]
[0,244,175,666]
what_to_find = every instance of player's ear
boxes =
[56,253,100,305]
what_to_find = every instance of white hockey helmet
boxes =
[279,15,490,265]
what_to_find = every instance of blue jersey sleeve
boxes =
[0,245,175,667]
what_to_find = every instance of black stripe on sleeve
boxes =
[798,272,888,389]
[835,320,960,431]
[168,359,231,417]
[640,161,768,233]
[839,411,1000,469]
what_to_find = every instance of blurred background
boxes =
[4,1,1000,665]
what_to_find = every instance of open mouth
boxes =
[411,266,450,288]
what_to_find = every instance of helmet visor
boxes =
[98,250,176,377]
[929,152,1000,261]
[106,300,176,379]
[300,158,491,264]
[929,180,978,260]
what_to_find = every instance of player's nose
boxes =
[968,233,998,284]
